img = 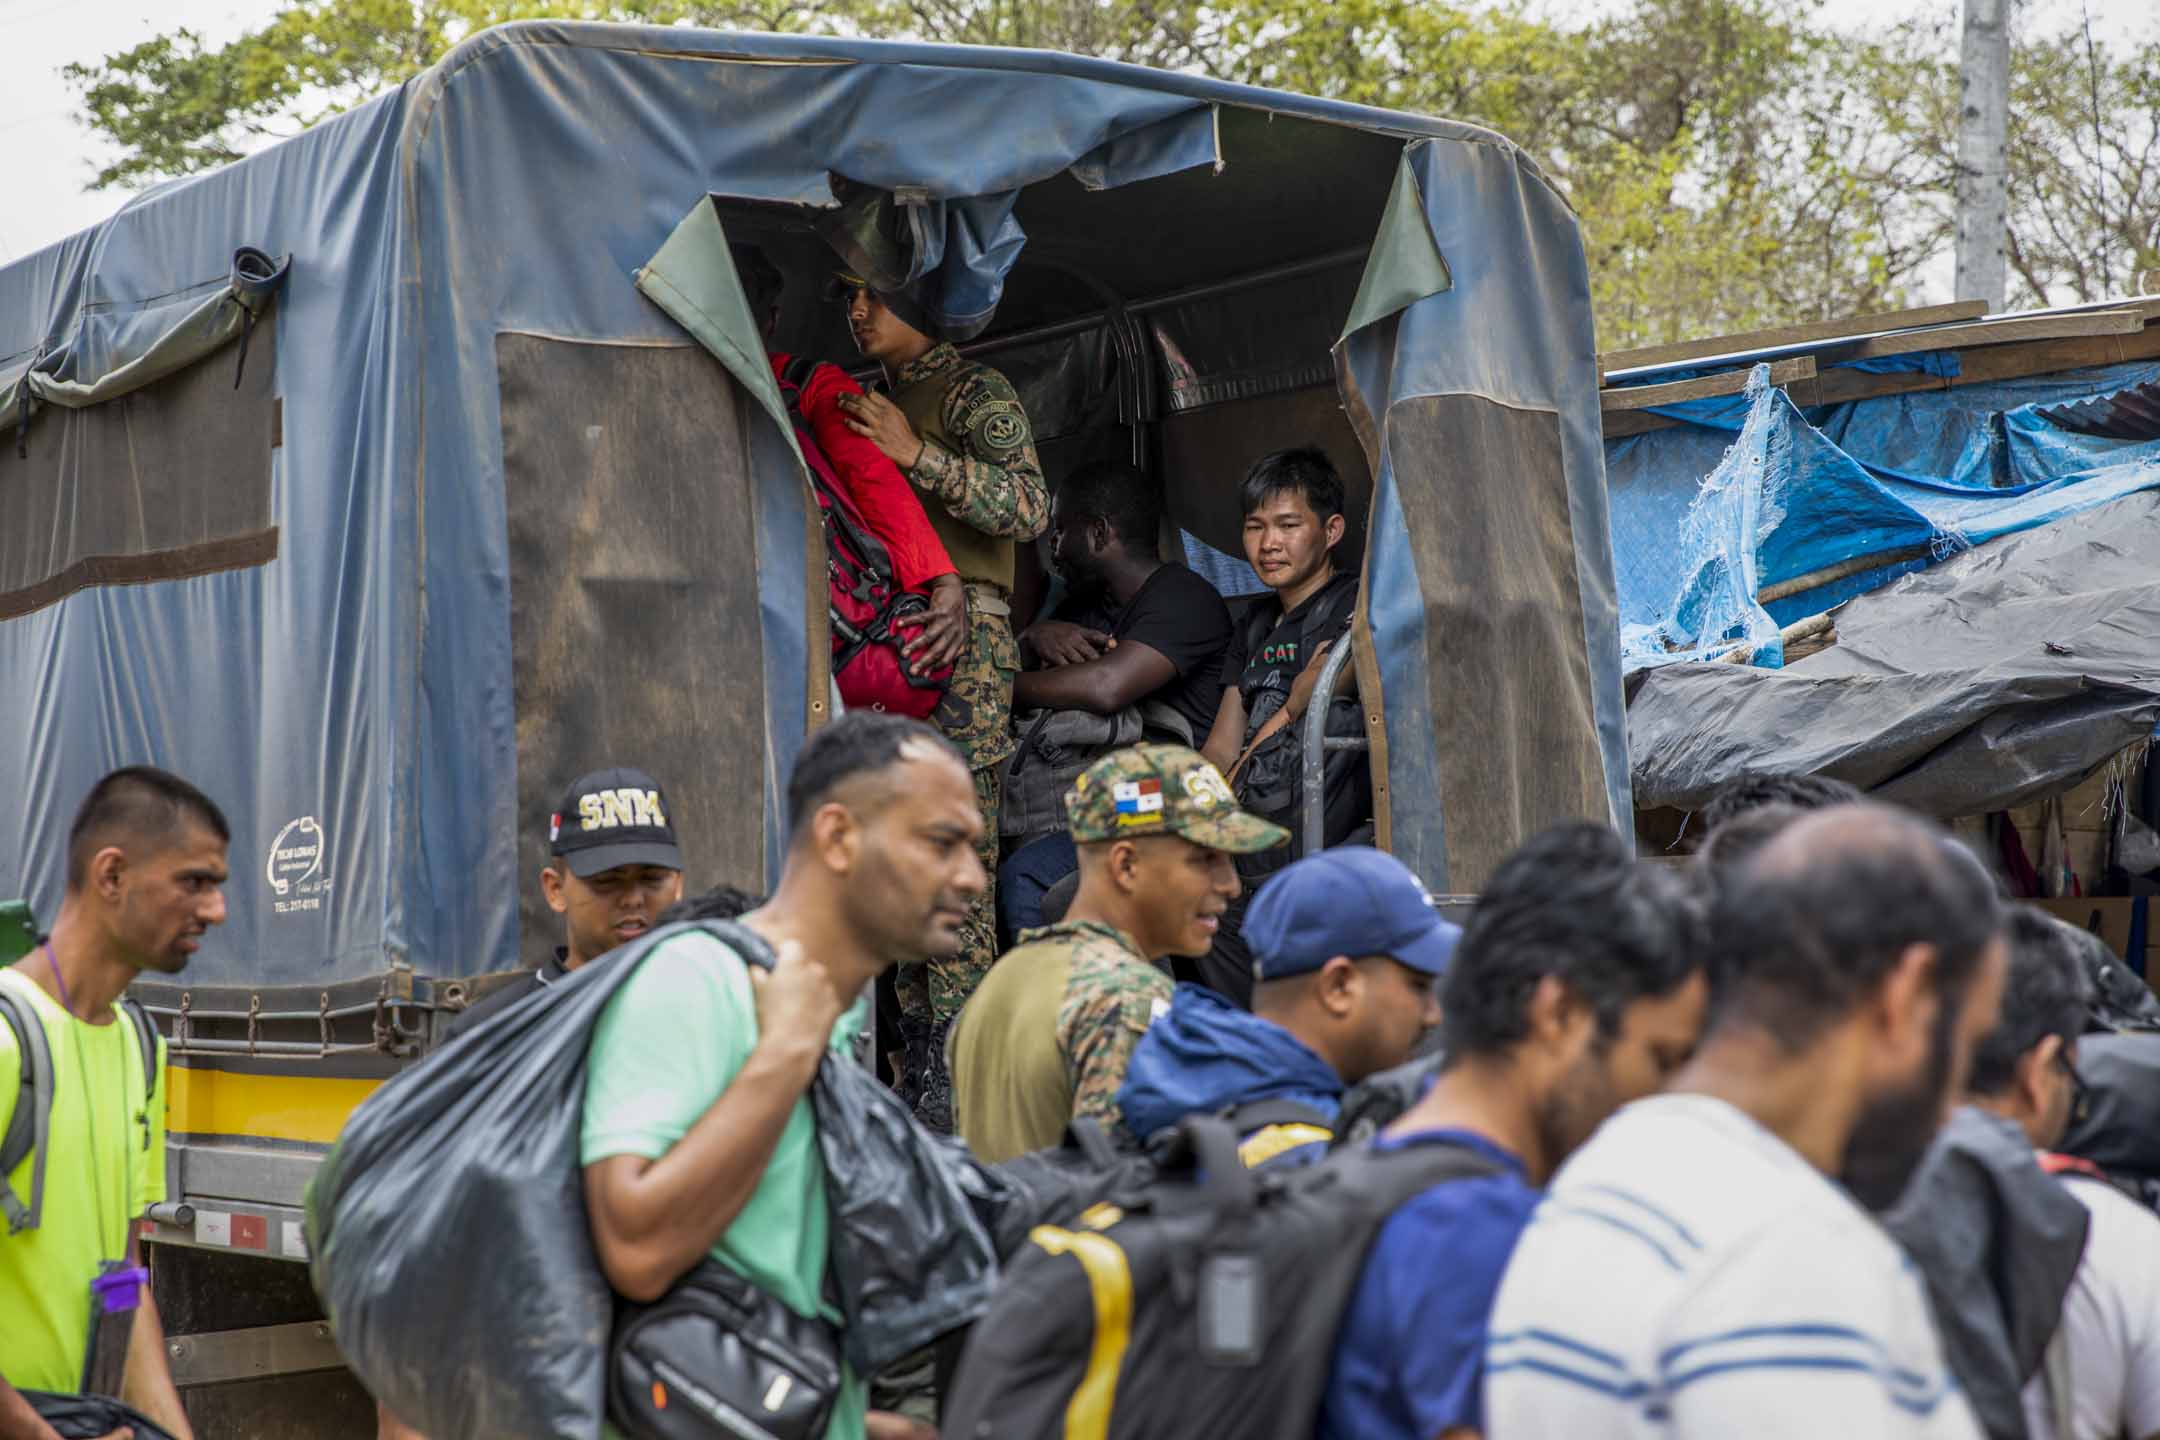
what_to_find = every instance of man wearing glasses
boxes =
[1889,906,2160,1440]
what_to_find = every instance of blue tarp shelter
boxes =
[1604,310,2160,813]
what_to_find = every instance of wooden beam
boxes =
[1600,356,1816,413]
[1838,308,2143,361]
[1598,301,1988,377]
[1814,323,2160,404]
[1601,321,2160,438]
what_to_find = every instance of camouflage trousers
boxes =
[895,587,1016,1026]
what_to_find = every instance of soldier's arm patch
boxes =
[967,399,1030,458]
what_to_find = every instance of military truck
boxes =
[0,21,1626,1433]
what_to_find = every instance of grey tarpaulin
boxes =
[1884,1106,2090,1440]
[1337,142,1628,890]
[0,249,287,431]
[0,21,1626,990]
[1629,489,2160,816]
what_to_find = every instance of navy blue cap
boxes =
[1245,846,1460,981]
[550,767,682,878]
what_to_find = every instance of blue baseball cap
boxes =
[1244,846,1460,981]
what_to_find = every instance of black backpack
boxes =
[2059,1030,2160,1209]
[940,1115,1503,1440]
[23,1391,179,1440]
[0,973,160,1234]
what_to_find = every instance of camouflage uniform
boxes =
[947,745,1286,1157]
[886,341,1047,1131]
[1057,745,1286,1134]
[1049,919,1175,1133]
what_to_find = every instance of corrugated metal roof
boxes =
[2039,379,2160,440]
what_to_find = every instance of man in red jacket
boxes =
[734,243,967,679]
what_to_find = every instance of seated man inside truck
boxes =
[997,460,1234,941]
[1194,446,1373,1005]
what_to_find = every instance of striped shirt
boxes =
[1483,1094,1979,1439]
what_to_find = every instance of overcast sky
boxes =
[0,0,2150,264]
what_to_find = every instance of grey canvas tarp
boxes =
[1338,143,1626,888]
[1629,488,2160,815]
[0,21,1625,990]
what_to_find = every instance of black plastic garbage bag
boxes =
[973,1119,1158,1259]
[808,1056,1004,1375]
[27,1393,179,1440]
[304,924,684,1440]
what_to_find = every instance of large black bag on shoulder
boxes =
[940,1116,1503,1440]
[304,925,671,1438]
[307,918,1009,1438]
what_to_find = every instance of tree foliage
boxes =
[58,0,2160,348]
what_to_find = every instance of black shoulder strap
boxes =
[1295,573,1358,654]
[1330,1134,1508,1211]
[0,983,54,1233]
[778,354,817,414]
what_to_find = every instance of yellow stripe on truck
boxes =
[166,1067,381,1145]
[1029,1224,1133,1440]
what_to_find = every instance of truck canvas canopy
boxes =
[0,22,1626,1005]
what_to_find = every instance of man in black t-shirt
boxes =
[1014,459,1231,736]
[997,460,1234,938]
[1194,447,1373,1004]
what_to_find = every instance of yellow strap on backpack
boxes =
[1029,1224,1135,1440]
[1235,1122,1334,1170]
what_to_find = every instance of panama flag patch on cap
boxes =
[549,813,562,843]
[1113,779,1164,816]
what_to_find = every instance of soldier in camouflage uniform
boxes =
[832,270,1049,1131]
[945,744,1287,1161]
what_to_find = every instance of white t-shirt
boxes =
[1484,1093,1980,1439]
[2023,1174,2160,1440]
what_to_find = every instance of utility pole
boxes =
[1954,0,2011,310]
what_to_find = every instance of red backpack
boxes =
[777,357,952,718]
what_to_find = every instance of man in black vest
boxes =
[1195,447,1372,1004]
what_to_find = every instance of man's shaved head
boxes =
[785,714,964,844]
[67,766,231,892]
[1710,804,2004,1049]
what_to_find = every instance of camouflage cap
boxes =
[1065,744,1288,854]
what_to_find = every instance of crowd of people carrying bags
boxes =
[9,721,2160,1439]
[284,714,2160,1440]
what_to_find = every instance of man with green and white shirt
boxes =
[580,714,986,1440]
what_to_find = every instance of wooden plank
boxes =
[1814,323,2160,404]
[1601,323,2160,437]
[1600,356,1815,413]
[1598,301,1987,377]
[1839,308,2144,361]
